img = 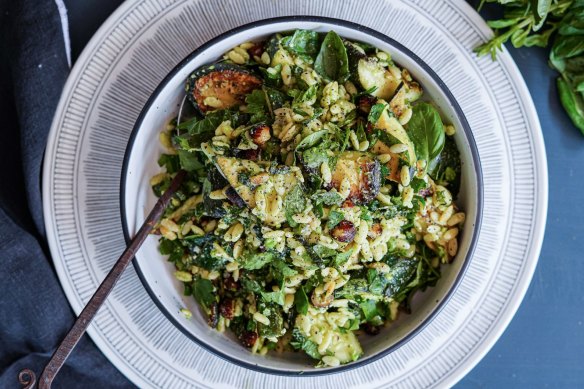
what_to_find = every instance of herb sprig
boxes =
[475,0,584,134]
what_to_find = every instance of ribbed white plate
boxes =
[43,0,547,387]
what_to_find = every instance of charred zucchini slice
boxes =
[389,78,422,121]
[186,63,262,114]
[215,157,263,207]
[329,151,381,204]
[344,40,366,83]
[371,140,401,183]
[215,156,303,227]
[374,101,417,166]
[357,57,401,100]
[203,167,246,216]
[265,34,282,58]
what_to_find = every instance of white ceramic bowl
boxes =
[121,16,483,375]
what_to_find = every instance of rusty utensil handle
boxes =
[19,170,186,389]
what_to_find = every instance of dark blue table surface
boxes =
[64,1,584,386]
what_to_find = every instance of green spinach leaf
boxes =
[294,286,310,315]
[334,247,354,267]
[290,328,321,359]
[359,299,380,321]
[245,89,268,123]
[239,251,276,270]
[284,29,320,56]
[327,210,344,229]
[158,154,180,173]
[261,289,285,306]
[177,150,204,172]
[271,259,298,281]
[311,190,344,207]
[284,184,307,226]
[193,277,215,310]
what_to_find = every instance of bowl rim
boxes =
[120,15,484,376]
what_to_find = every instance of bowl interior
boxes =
[122,18,481,375]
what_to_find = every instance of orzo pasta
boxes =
[151,29,464,366]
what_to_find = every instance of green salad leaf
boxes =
[284,184,307,226]
[326,210,344,229]
[406,102,445,167]
[294,286,310,315]
[283,29,320,56]
[193,277,215,310]
[291,328,321,359]
[240,251,276,270]
[314,30,350,82]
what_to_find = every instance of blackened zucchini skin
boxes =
[186,62,262,114]
[329,152,381,204]
[344,40,366,84]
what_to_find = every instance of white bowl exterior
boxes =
[123,20,480,372]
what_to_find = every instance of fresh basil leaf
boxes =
[302,339,320,359]
[406,103,445,166]
[557,76,584,133]
[486,18,521,29]
[314,30,350,82]
[264,86,288,113]
[531,0,551,30]
[256,301,284,338]
[294,286,309,315]
[553,36,584,59]
[426,136,462,198]
[240,277,262,294]
[296,129,329,151]
[297,84,318,105]
[284,29,320,56]
[174,110,231,150]
[367,268,385,295]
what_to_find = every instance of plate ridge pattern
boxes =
[44,0,545,387]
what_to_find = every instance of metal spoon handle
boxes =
[19,169,186,389]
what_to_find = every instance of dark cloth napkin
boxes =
[0,0,133,387]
